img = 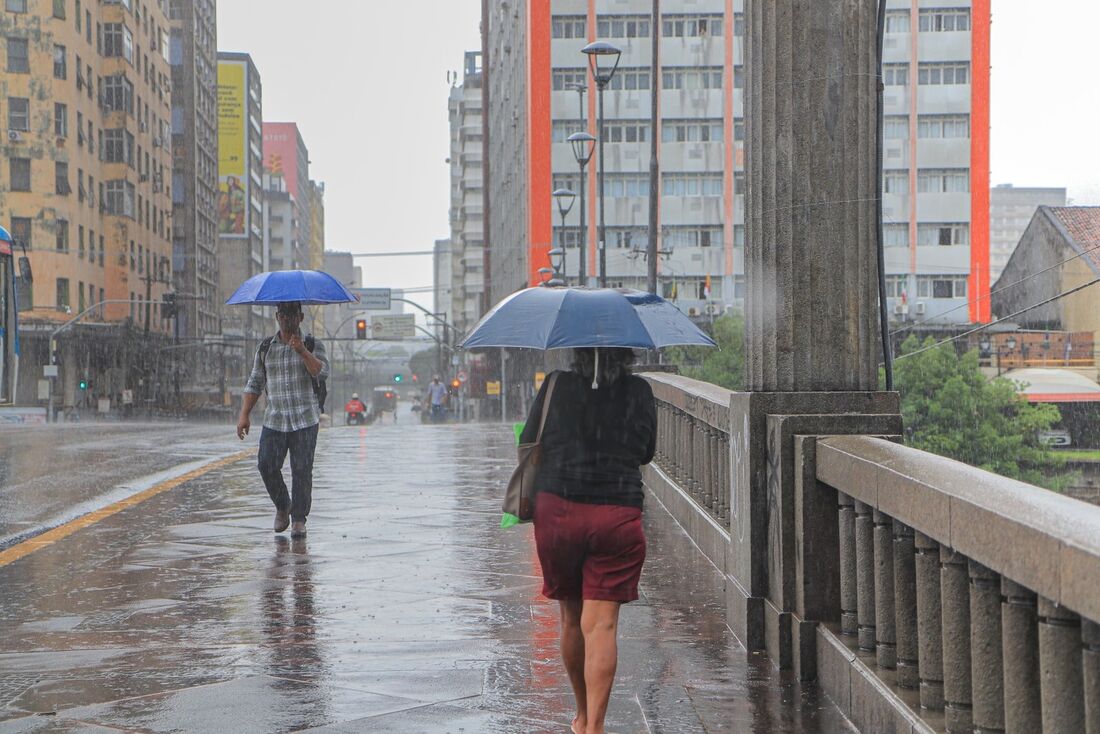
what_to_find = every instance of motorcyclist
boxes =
[345,393,367,424]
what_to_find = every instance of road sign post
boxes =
[370,314,416,340]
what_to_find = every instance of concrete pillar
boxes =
[1083,620,1100,734]
[968,561,1004,734]
[915,531,944,711]
[873,509,896,669]
[1038,596,1084,733]
[1001,579,1041,733]
[940,547,973,733]
[894,521,919,689]
[838,492,857,636]
[744,0,880,391]
[854,500,876,651]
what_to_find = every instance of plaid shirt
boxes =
[244,333,330,432]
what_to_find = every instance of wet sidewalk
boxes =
[0,418,853,733]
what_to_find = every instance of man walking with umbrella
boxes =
[236,301,330,538]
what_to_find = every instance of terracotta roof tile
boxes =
[1048,206,1100,271]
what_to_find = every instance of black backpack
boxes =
[258,334,328,414]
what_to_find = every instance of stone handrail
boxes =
[815,434,1100,733]
[644,372,733,524]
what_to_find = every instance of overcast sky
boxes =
[217,0,1100,315]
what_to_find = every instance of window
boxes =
[56,277,70,311]
[734,119,744,141]
[918,62,969,86]
[603,174,649,198]
[552,173,580,192]
[600,120,649,143]
[662,67,722,90]
[98,235,103,266]
[53,44,67,79]
[917,223,969,246]
[917,114,969,139]
[10,217,31,248]
[103,74,135,113]
[883,224,909,247]
[104,128,135,165]
[885,10,910,33]
[78,281,85,313]
[734,13,745,37]
[6,36,28,72]
[555,226,584,248]
[53,0,65,18]
[884,116,908,139]
[7,97,29,131]
[552,16,586,39]
[882,63,908,86]
[6,0,27,12]
[919,8,970,32]
[662,173,723,197]
[885,276,907,299]
[78,225,84,257]
[665,226,724,248]
[551,120,585,144]
[607,227,647,249]
[607,68,650,91]
[883,170,909,195]
[734,225,745,247]
[55,161,71,195]
[552,68,586,91]
[56,219,69,251]
[917,169,969,193]
[105,179,136,217]
[662,15,723,37]
[662,119,724,143]
[75,0,80,30]
[9,158,30,191]
[102,23,133,63]
[597,15,650,38]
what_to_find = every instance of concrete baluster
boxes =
[873,509,896,669]
[940,547,973,733]
[914,531,944,711]
[1038,596,1085,733]
[1083,620,1100,734]
[968,561,1004,734]
[718,432,730,521]
[838,492,857,636]
[702,426,714,511]
[894,521,919,689]
[854,500,876,652]
[1001,579,1041,733]
[689,416,700,502]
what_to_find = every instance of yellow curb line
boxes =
[0,449,254,568]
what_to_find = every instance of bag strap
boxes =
[532,372,560,443]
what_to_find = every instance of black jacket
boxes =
[520,370,657,509]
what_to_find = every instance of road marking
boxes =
[0,449,253,568]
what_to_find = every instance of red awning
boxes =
[1024,393,1100,403]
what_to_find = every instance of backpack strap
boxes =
[304,334,315,353]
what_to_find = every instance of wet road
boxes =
[0,419,854,733]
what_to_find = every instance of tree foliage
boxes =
[665,312,745,391]
[894,335,1069,489]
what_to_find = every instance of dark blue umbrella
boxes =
[460,287,716,350]
[225,269,360,306]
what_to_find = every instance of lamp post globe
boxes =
[551,190,575,283]
[568,132,596,166]
[553,187,576,218]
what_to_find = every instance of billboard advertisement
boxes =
[217,60,248,238]
[263,122,302,200]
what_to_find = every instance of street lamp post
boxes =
[582,41,622,288]
[567,132,596,286]
[552,187,576,283]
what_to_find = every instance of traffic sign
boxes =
[370,314,416,339]
[486,381,501,396]
[351,288,392,311]
[456,370,468,383]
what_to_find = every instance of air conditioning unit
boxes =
[687,307,700,317]
[915,302,926,315]
[705,303,721,316]
[893,303,907,316]
[152,136,161,148]
[7,130,22,141]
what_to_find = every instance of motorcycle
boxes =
[346,410,366,426]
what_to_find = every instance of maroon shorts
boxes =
[534,491,646,603]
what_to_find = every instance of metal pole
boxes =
[500,348,507,422]
[558,210,568,281]
[647,0,660,295]
[598,87,608,288]
[578,161,587,285]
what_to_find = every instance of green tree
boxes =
[665,312,745,391]
[894,335,1070,489]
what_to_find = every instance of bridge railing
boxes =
[640,371,1100,733]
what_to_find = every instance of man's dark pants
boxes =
[258,424,319,522]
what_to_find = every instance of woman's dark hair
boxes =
[572,347,636,386]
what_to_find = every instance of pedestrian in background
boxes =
[426,375,448,423]
[522,347,657,734]
[236,301,329,538]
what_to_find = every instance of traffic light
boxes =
[78,379,88,391]
[393,373,403,383]
[451,379,461,389]
[411,374,419,382]
[355,319,367,339]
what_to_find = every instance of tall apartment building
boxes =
[169,0,218,340]
[990,184,1067,282]
[216,51,263,344]
[433,237,452,341]
[484,0,991,325]
[446,51,485,337]
[262,122,312,272]
[261,175,298,271]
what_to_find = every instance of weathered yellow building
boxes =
[2,0,174,331]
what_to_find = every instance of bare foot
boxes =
[571,715,586,734]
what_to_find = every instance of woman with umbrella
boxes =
[462,287,714,734]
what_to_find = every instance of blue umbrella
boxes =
[225,269,360,306]
[459,287,716,350]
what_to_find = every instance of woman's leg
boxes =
[580,599,622,734]
[559,598,587,733]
